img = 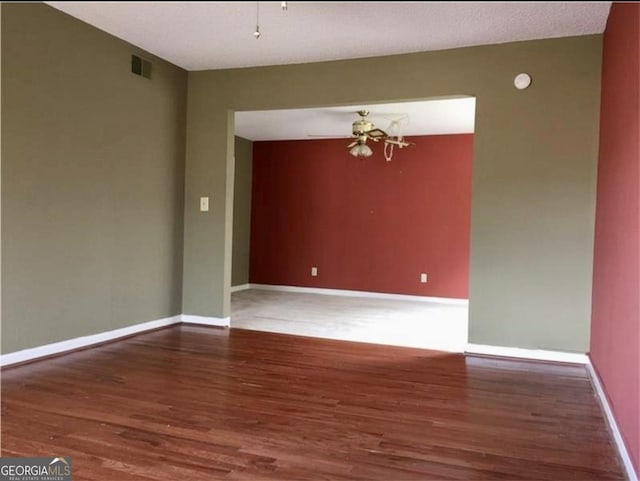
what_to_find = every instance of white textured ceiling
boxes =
[46,2,610,71]
[235,98,476,141]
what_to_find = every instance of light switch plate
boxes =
[200,197,209,212]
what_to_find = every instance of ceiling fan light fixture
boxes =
[350,142,373,158]
[345,110,413,160]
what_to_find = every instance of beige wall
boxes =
[184,36,602,351]
[232,136,253,286]
[1,4,187,353]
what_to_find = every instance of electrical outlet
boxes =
[311,267,318,277]
[420,273,428,283]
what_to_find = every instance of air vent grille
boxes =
[131,55,152,79]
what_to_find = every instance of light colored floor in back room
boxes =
[230,288,469,351]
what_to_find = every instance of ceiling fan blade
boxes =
[347,141,358,148]
[365,128,388,139]
[385,138,414,148]
[307,134,350,138]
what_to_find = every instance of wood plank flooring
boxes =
[1,325,624,480]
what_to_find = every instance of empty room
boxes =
[1,2,638,481]
[231,99,474,352]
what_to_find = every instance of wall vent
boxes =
[131,55,152,79]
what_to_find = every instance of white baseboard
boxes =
[465,343,589,364]
[248,283,468,305]
[586,359,638,481]
[0,315,182,367]
[1,313,232,367]
[181,315,230,327]
[231,284,251,293]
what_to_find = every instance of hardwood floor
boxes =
[1,325,624,480]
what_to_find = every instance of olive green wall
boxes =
[1,2,602,353]
[232,136,253,287]
[1,4,187,353]
[184,36,601,351]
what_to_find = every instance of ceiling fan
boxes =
[346,110,413,161]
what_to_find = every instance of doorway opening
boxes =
[231,98,475,352]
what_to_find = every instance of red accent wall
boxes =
[250,134,473,298]
[590,3,640,477]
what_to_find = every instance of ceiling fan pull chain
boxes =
[254,1,261,38]
[384,142,394,162]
